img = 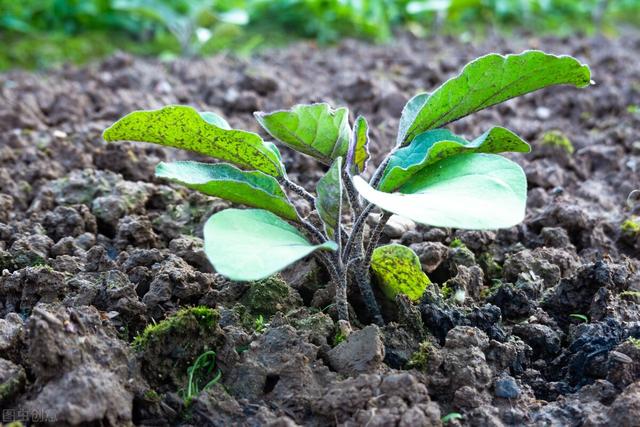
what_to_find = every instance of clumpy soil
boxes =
[1,30,640,426]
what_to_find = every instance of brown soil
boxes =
[1,31,640,426]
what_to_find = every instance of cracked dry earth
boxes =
[1,31,640,426]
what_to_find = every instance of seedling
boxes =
[179,350,222,405]
[442,412,464,424]
[570,313,589,323]
[104,51,591,326]
[254,314,267,333]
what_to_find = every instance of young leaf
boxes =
[398,51,591,144]
[371,244,431,301]
[354,153,527,229]
[379,127,530,192]
[103,105,285,177]
[204,209,338,281]
[156,161,298,221]
[254,103,350,164]
[315,157,343,238]
[397,92,429,147]
[346,116,370,175]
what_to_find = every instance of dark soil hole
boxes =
[263,374,280,394]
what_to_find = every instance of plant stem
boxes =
[342,169,362,215]
[281,177,316,205]
[347,255,384,325]
[364,211,392,265]
[342,203,375,263]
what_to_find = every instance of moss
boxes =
[449,238,465,249]
[480,279,503,300]
[478,252,503,280]
[132,306,219,352]
[241,275,299,317]
[407,340,434,370]
[627,337,640,349]
[144,389,162,402]
[333,331,346,346]
[0,366,26,404]
[621,216,640,237]
[541,130,574,154]
[441,282,453,299]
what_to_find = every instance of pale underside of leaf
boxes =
[156,161,298,221]
[315,157,343,238]
[103,105,285,177]
[370,244,431,302]
[204,209,337,281]
[354,153,527,230]
[379,127,530,192]
[399,51,591,144]
[255,103,350,164]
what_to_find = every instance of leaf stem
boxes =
[342,169,362,215]
[364,211,392,265]
[281,177,316,205]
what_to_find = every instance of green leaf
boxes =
[354,153,527,229]
[103,105,285,177]
[315,157,343,238]
[255,103,350,164]
[155,161,298,221]
[199,111,231,129]
[204,209,338,281]
[347,116,370,174]
[379,127,530,192]
[397,92,429,146]
[399,51,591,144]
[371,244,431,301]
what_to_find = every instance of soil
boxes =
[1,30,640,426]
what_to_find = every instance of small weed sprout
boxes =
[180,350,222,405]
[442,412,464,423]
[254,314,267,333]
[570,313,589,323]
[105,51,591,327]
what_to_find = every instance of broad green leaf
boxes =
[255,103,350,164]
[354,153,527,229]
[103,105,285,177]
[156,161,298,221]
[315,157,343,238]
[199,111,231,129]
[371,244,431,301]
[347,116,370,174]
[204,209,338,281]
[379,127,530,192]
[397,92,429,146]
[399,51,591,144]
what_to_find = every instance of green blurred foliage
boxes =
[1,0,639,70]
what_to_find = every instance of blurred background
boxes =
[1,0,639,70]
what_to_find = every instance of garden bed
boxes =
[1,32,640,426]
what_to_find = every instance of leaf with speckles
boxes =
[346,116,370,175]
[379,127,530,192]
[155,161,298,221]
[354,153,527,229]
[398,51,592,145]
[315,157,343,238]
[204,209,338,281]
[254,103,350,164]
[371,244,430,301]
[103,105,285,177]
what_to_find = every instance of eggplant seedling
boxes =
[104,51,591,327]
